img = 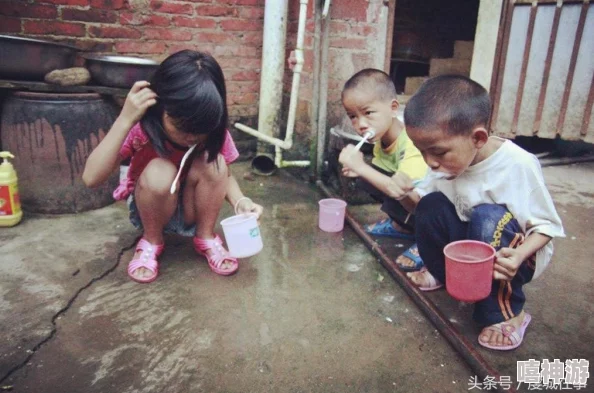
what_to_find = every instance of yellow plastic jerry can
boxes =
[0,151,23,227]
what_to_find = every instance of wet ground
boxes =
[0,160,592,393]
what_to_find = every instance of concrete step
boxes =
[404,76,429,95]
[454,40,474,60]
[429,57,471,77]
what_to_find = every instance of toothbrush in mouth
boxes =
[354,129,376,151]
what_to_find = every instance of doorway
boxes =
[388,0,480,98]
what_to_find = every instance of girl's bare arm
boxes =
[82,81,157,188]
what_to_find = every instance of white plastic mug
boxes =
[220,213,263,258]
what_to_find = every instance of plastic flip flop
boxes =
[479,313,532,351]
[407,268,443,291]
[396,244,424,271]
[364,218,415,240]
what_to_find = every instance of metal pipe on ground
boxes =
[316,181,514,393]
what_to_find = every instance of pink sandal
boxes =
[127,238,165,283]
[478,313,532,351]
[193,235,238,276]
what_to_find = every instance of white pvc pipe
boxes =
[235,123,286,149]
[234,0,311,169]
[322,0,331,18]
[282,0,308,151]
[257,0,288,138]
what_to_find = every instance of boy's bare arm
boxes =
[399,191,420,213]
[339,144,414,203]
[494,232,551,281]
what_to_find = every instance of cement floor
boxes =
[0,161,592,393]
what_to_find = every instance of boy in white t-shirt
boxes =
[398,75,564,351]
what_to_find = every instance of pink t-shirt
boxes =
[113,123,239,200]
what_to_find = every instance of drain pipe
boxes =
[234,0,311,174]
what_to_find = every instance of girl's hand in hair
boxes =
[119,81,158,126]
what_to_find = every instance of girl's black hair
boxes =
[404,74,491,136]
[140,50,228,162]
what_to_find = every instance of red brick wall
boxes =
[0,0,268,128]
[325,0,387,130]
[0,0,385,160]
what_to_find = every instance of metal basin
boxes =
[83,54,159,88]
[0,35,78,81]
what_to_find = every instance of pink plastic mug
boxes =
[444,240,496,302]
[318,198,347,232]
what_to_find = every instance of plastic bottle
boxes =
[0,151,23,227]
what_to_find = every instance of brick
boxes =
[194,32,235,45]
[0,2,58,19]
[0,16,21,32]
[90,0,127,10]
[120,13,170,26]
[217,0,263,5]
[329,21,349,35]
[238,7,263,19]
[23,20,86,37]
[196,5,237,17]
[238,31,261,45]
[115,41,167,54]
[171,16,216,29]
[152,1,194,15]
[219,19,262,31]
[352,52,373,71]
[331,0,367,22]
[75,39,114,52]
[213,45,260,58]
[145,28,192,41]
[231,92,257,105]
[62,8,117,23]
[350,25,376,36]
[228,70,258,81]
[168,43,215,55]
[330,37,366,49]
[225,80,259,94]
[38,0,89,5]
[89,26,142,39]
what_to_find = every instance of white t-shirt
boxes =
[415,137,565,280]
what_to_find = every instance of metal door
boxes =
[490,0,593,142]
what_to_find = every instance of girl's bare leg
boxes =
[183,154,233,269]
[132,158,178,280]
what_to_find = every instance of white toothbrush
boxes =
[354,129,376,151]
[170,144,197,194]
